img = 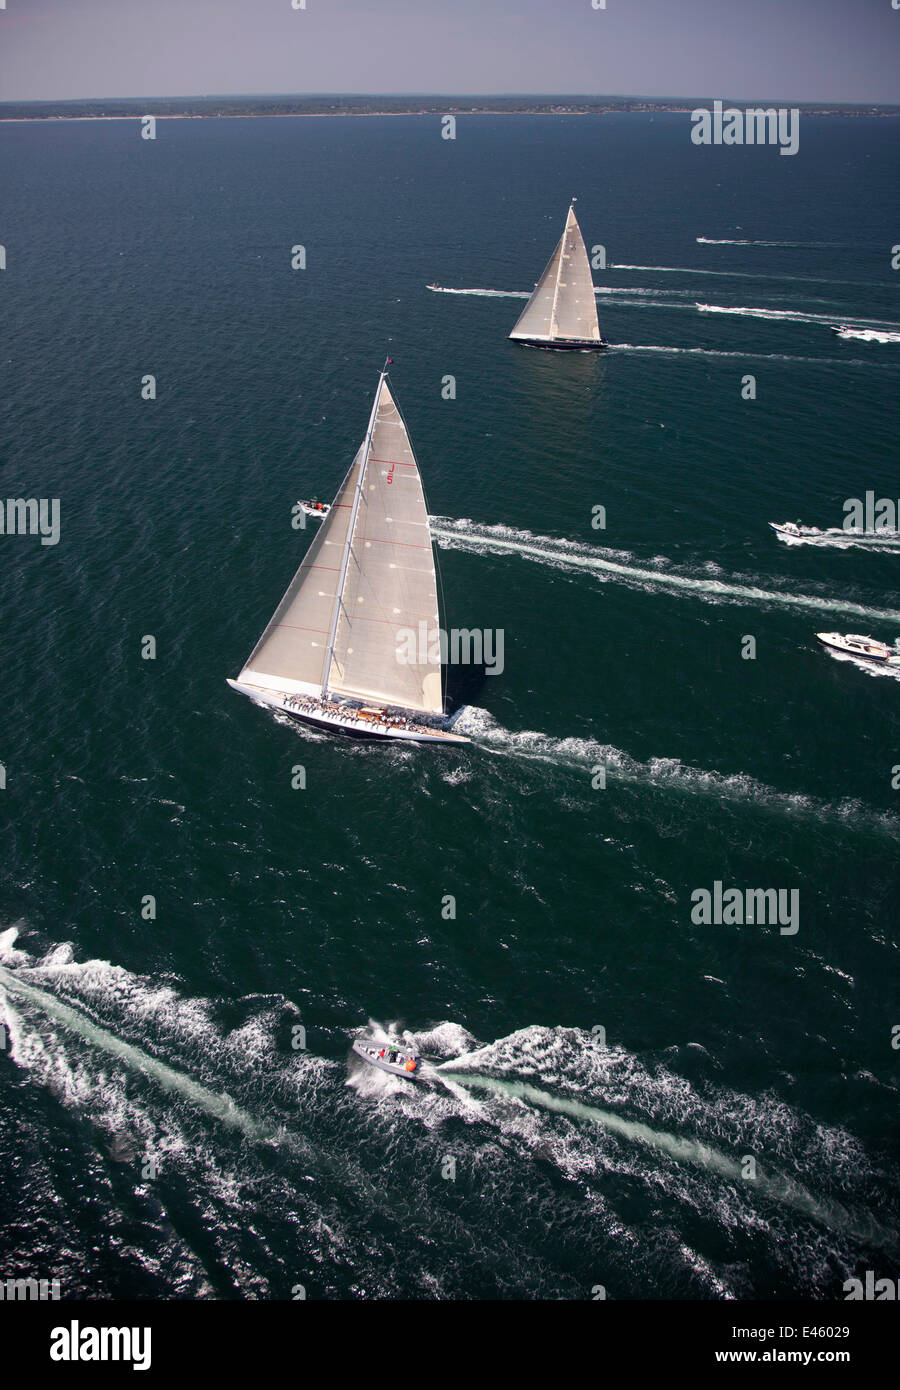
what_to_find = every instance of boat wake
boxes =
[3,931,895,1294]
[833,327,900,345]
[820,647,900,682]
[609,344,863,367]
[427,285,529,298]
[774,525,900,551]
[429,284,900,355]
[431,517,900,624]
[695,237,850,249]
[614,261,884,289]
[697,302,900,332]
[432,1024,896,1254]
[0,939,299,1151]
[450,705,900,837]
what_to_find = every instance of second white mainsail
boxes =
[236,368,444,717]
[509,202,606,349]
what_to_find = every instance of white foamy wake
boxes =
[697,303,900,332]
[0,960,287,1146]
[450,706,899,837]
[613,262,885,290]
[609,344,859,366]
[773,525,900,551]
[834,327,900,344]
[0,930,322,1155]
[695,238,847,249]
[431,517,900,624]
[820,647,900,682]
[437,1024,895,1250]
[427,285,528,298]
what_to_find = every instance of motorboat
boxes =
[816,632,900,664]
[351,1037,422,1078]
[296,498,331,520]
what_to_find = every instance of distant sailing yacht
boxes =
[228,363,469,744]
[509,200,608,351]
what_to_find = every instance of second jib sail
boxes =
[227,366,469,745]
[509,202,608,351]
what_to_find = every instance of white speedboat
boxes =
[769,520,802,539]
[296,498,330,520]
[816,632,900,664]
[351,1037,422,1078]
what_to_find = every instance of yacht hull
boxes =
[511,336,608,351]
[816,635,895,664]
[227,680,470,744]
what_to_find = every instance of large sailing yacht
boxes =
[509,201,607,351]
[228,364,469,744]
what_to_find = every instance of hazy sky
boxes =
[0,0,897,104]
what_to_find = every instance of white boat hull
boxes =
[227,680,470,744]
[816,633,900,664]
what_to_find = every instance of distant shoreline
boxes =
[0,110,697,122]
[2,97,898,124]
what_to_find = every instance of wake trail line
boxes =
[0,964,293,1149]
[439,1072,895,1249]
[695,237,852,249]
[608,344,884,367]
[616,261,894,290]
[431,519,900,624]
[450,706,900,838]
[697,303,900,331]
[776,526,900,551]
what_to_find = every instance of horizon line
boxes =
[3,91,898,108]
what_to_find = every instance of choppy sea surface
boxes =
[1,112,899,1299]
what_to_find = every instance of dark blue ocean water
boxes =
[1,112,899,1299]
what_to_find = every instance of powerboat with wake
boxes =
[352,1036,423,1078]
[769,520,802,539]
[816,632,900,664]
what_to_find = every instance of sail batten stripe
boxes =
[355,536,429,549]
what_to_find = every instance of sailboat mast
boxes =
[321,364,388,699]
[548,200,574,339]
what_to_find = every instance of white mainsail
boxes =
[509,203,602,345]
[236,370,443,715]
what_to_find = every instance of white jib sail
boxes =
[509,204,601,344]
[238,373,444,715]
